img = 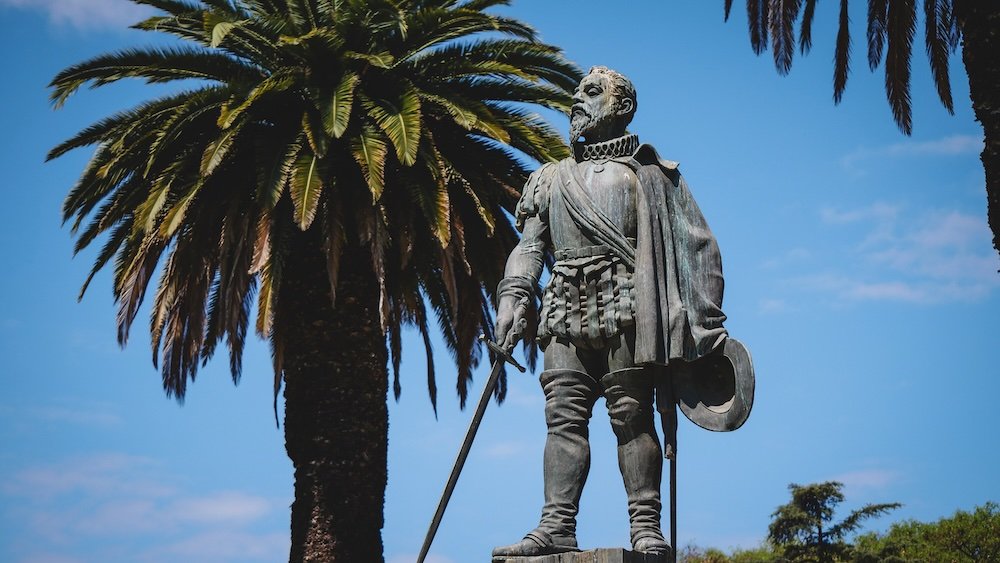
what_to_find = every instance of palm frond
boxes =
[833,0,851,104]
[49,47,260,108]
[351,126,389,201]
[868,0,889,70]
[133,0,200,16]
[219,67,302,129]
[414,302,438,413]
[885,0,916,134]
[321,71,359,138]
[769,0,803,75]
[301,108,328,157]
[747,0,770,54]
[200,121,244,176]
[289,154,324,230]
[924,0,955,113]
[799,0,817,54]
[361,87,422,166]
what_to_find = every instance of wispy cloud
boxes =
[820,203,900,225]
[168,491,271,525]
[157,530,289,561]
[786,205,999,305]
[841,134,983,171]
[4,452,171,501]
[830,468,901,498]
[1,453,285,562]
[0,0,152,30]
[28,404,122,427]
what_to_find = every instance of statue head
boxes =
[569,66,637,144]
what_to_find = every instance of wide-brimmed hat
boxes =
[672,337,755,432]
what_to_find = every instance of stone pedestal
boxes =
[492,547,670,563]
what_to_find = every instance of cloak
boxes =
[628,144,728,364]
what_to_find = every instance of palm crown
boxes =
[50,0,579,408]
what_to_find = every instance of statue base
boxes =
[492,547,670,563]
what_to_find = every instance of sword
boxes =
[416,318,527,563]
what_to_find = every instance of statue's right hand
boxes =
[494,296,525,350]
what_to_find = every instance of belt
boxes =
[554,238,636,261]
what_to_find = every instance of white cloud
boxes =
[168,491,271,525]
[820,203,900,225]
[4,452,171,501]
[830,468,901,498]
[158,530,289,561]
[791,274,996,305]
[841,134,983,171]
[0,0,152,30]
[29,405,122,427]
[787,206,999,305]
[882,135,984,157]
[1,453,284,562]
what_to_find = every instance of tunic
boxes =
[517,158,639,349]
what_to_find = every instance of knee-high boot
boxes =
[601,367,669,554]
[493,369,599,557]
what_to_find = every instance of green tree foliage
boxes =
[724,1,1000,259]
[853,502,1000,562]
[768,481,900,562]
[48,0,579,559]
[679,543,782,562]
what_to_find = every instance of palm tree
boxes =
[48,0,579,560]
[725,0,1000,259]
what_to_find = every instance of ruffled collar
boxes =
[574,133,639,162]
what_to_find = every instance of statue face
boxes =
[569,72,629,143]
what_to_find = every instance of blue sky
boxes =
[0,1,997,562]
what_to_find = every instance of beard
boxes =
[569,106,617,143]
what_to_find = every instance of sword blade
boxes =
[415,346,510,563]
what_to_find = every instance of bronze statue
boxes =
[492,66,754,559]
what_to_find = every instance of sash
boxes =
[555,158,636,266]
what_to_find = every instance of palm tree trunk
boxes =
[281,229,388,562]
[954,0,1000,258]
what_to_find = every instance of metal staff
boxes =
[667,403,678,563]
[658,372,679,563]
[416,328,526,563]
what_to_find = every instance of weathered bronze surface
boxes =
[492,66,755,560]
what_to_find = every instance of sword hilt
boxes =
[480,334,526,373]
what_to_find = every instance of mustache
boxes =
[571,104,589,117]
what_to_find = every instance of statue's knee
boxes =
[540,369,599,429]
[601,368,655,439]
[606,394,643,425]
